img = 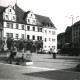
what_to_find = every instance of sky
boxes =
[0,0,80,34]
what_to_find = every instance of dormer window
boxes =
[33,20,35,23]
[45,23,46,26]
[13,16,15,20]
[10,9,11,12]
[48,23,49,27]
[6,15,8,19]
[28,19,30,22]
[13,6,15,9]
[31,14,32,16]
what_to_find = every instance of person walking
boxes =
[9,44,17,64]
[52,48,56,59]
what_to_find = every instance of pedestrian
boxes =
[52,48,56,59]
[9,44,17,64]
[49,48,52,55]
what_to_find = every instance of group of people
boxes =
[8,44,31,64]
[49,48,57,59]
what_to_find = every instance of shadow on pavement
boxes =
[45,57,80,61]
[22,69,80,80]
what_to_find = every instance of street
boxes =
[0,53,80,80]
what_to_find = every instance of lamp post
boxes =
[66,15,79,45]
[66,15,79,25]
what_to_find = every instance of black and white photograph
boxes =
[0,0,80,80]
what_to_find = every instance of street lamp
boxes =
[65,15,79,25]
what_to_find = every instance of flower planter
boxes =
[21,60,33,66]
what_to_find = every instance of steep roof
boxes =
[35,14,56,29]
[0,4,56,29]
[15,4,26,24]
[0,6,6,14]
[72,20,80,27]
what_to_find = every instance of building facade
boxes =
[72,21,80,47]
[57,32,65,49]
[65,26,72,43]
[0,4,57,52]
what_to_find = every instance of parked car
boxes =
[37,49,48,54]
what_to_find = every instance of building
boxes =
[57,32,65,49]
[65,26,72,43]
[72,21,80,47]
[57,26,72,49]
[0,4,57,52]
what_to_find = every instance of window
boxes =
[16,34,18,39]
[6,15,8,19]
[27,26,30,30]
[37,36,39,40]
[11,23,13,28]
[52,46,55,49]
[16,24,18,29]
[21,34,24,39]
[32,35,35,40]
[73,33,75,36]
[6,22,9,28]
[10,9,11,12]
[27,35,30,39]
[52,39,55,42]
[33,27,35,31]
[28,19,30,22]
[51,24,53,27]
[49,38,51,41]
[52,31,56,35]
[37,28,39,32]
[49,31,51,34]
[45,30,47,34]
[6,33,13,38]
[40,28,42,32]
[22,25,24,30]
[76,32,78,36]
[73,27,75,31]
[40,36,42,40]
[45,45,46,48]
[13,16,15,20]
[45,38,47,42]
[33,20,35,23]
[76,27,78,30]
[10,33,13,38]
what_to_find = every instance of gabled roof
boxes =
[72,20,80,27]
[65,26,72,33]
[0,6,6,14]
[23,11,30,19]
[15,4,26,24]
[0,4,56,29]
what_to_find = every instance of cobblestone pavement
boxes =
[0,53,80,80]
